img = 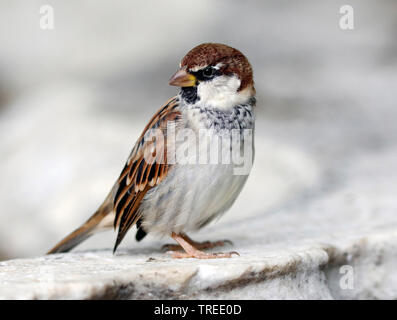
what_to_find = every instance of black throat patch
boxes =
[180,86,200,104]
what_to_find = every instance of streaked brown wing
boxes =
[112,97,180,252]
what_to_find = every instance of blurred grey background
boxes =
[0,0,397,260]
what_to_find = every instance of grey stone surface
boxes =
[1,228,397,299]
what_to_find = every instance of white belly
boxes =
[140,162,248,235]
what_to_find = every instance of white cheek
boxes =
[197,75,247,110]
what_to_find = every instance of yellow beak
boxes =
[169,69,196,87]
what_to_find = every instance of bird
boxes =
[47,43,256,259]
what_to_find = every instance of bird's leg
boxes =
[166,232,239,259]
[162,233,232,252]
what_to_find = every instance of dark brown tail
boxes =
[47,196,114,254]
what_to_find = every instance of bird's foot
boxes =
[167,250,239,259]
[166,232,238,259]
[162,239,232,252]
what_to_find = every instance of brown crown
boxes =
[181,43,254,91]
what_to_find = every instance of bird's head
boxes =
[169,43,255,109]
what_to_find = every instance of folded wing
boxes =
[112,97,181,252]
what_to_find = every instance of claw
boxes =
[229,251,240,256]
[162,238,233,252]
[165,233,239,259]
[167,250,239,259]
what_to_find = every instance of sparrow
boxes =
[48,43,256,259]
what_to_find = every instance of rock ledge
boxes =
[1,230,397,299]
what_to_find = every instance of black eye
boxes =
[202,66,214,78]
